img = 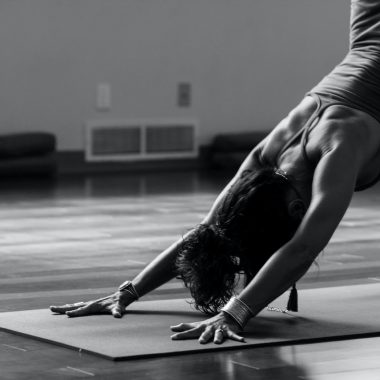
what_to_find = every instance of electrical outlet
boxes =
[96,83,111,111]
[177,82,191,108]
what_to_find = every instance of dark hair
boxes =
[175,167,302,314]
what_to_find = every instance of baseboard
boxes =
[56,150,207,175]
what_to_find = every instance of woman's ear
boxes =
[288,199,306,220]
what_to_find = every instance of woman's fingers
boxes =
[213,327,225,344]
[198,326,214,344]
[50,302,86,314]
[211,326,245,344]
[66,305,90,318]
[226,329,246,343]
[170,322,246,344]
[111,303,124,318]
[50,293,126,318]
[171,326,202,340]
[170,322,197,332]
[65,302,101,318]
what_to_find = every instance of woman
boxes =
[51,0,380,345]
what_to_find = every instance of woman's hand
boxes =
[50,291,135,318]
[170,312,245,344]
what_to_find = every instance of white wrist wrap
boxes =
[221,296,254,329]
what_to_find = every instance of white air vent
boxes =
[85,119,199,162]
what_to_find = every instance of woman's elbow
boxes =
[285,240,323,266]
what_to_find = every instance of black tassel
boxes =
[287,283,298,312]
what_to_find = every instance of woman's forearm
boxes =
[238,241,318,316]
[130,229,195,297]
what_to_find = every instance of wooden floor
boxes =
[1,170,380,380]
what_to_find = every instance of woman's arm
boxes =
[50,232,189,317]
[239,143,359,315]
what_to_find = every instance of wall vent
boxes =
[85,119,199,162]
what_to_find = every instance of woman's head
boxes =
[175,167,306,314]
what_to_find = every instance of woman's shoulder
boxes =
[308,104,380,151]
[305,105,380,181]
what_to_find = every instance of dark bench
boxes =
[0,132,57,177]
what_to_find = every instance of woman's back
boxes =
[256,95,380,192]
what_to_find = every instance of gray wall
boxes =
[0,0,350,151]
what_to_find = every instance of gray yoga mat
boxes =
[0,283,379,360]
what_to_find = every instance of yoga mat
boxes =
[0,283,380,361]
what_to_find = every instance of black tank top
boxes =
[310,0,380,125]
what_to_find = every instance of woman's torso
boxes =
[257,94,380,192]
